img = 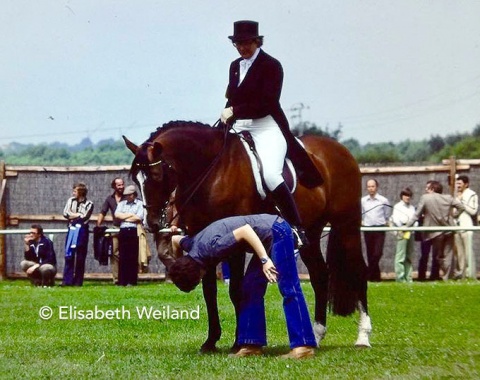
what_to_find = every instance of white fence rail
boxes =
[1,226,479,235]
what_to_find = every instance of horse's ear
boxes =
[122,135,138,155]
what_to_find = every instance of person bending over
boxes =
[168,214,316,359]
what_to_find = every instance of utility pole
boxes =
[289,103,309,136]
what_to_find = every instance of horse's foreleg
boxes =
[355,298,372,348]
[200,268,221,353]
[299,235,328,346]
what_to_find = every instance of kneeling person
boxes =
[21,224,57,286]
[168,214,316,359]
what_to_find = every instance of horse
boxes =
[124,120,372,352]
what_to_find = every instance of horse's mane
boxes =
[146,120,213,142]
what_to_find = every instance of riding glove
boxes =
[220,107,234,124]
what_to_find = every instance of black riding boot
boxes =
[270,183,309,248]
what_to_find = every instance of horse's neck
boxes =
[165,130,224,172]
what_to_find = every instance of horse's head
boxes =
[123,135,177,233]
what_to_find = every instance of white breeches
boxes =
[233,115,286,190]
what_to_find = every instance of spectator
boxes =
[454,175,478,279]
[115,185,144,286]
[21,224,57,287]
[417,228,439,281]
[168,214,316,359]
[391,187,416,282]
[416,181,439,281]
[361,179,391,281]
[96,177,125,284]
[62,182,94,286]
[408,181,465,281]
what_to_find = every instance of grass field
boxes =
[0,279,479,379]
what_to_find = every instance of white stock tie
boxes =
[239,60,252,85]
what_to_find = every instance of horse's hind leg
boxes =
[355,294,372,348]
[299,230,328,346]
[343,228,372,348]
[200,267,221,353]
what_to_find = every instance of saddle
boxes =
[237,131,297,200]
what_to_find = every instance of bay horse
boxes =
[124,121,372,352]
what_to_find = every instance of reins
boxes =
[146,119,230,228]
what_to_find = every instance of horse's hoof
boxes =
[313,322,326,346]
[355,315,372,348]
[354,339,372,348]
[199,344,218,354]
[354,330,372,348]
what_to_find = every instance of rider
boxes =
[220,20,322,247]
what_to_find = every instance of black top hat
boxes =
[228,20,263,42]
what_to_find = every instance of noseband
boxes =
[134,126,230,230]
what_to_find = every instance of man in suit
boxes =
[408,180,465,281]
[454,175,478,279]
[219,20,322,247]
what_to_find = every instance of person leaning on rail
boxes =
[62,182,94,287]
[407,180,465,281]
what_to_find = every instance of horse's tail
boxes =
[327,220,367,316]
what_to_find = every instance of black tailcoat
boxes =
[225,49,323,188]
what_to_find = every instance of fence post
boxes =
[448,155,456,196]
[0,161,6,280]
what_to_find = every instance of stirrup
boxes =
[292,227,309,249]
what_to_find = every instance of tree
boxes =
[291,122,342,140]
[428,135,445,153]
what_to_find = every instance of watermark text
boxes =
[38,305,200,321]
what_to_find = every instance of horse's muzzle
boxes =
[146,223,160,233]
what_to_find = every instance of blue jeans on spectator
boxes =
[63,224,89,286]
[237,219,316,349]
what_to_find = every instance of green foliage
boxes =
[1,123,480,165]
[431,136,480,161]
[1,140,133,165]
[355,142,401,164]
[0,280,479,379]
[292,122,343,140]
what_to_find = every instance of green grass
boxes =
[0,280,479,379]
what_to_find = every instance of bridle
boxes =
[134,124,230,230]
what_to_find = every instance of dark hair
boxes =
[457,175,469,185]
[400,187,413,199]
[367,178,379,187]
[30,224,43,236]
[74,182,88,197]
[111,177,124,189]
[255,36,264,47]
[168,256,203,292]
[428,180,443,194]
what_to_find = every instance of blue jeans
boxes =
[237,219,316,349]
[63,224,89,286]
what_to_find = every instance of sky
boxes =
[1,0,479,147]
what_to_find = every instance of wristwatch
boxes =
[260,257,269,265]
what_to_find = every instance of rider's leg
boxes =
[271,182,309,247]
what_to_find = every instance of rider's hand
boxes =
[220,107,234,124]
[262,258,278,283]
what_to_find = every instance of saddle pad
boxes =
[238,135,297,200]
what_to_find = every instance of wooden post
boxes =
[449,155,456,196]
[0,161,6,280]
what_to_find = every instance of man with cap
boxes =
[115,185,144,286]
[220,20,322,248]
